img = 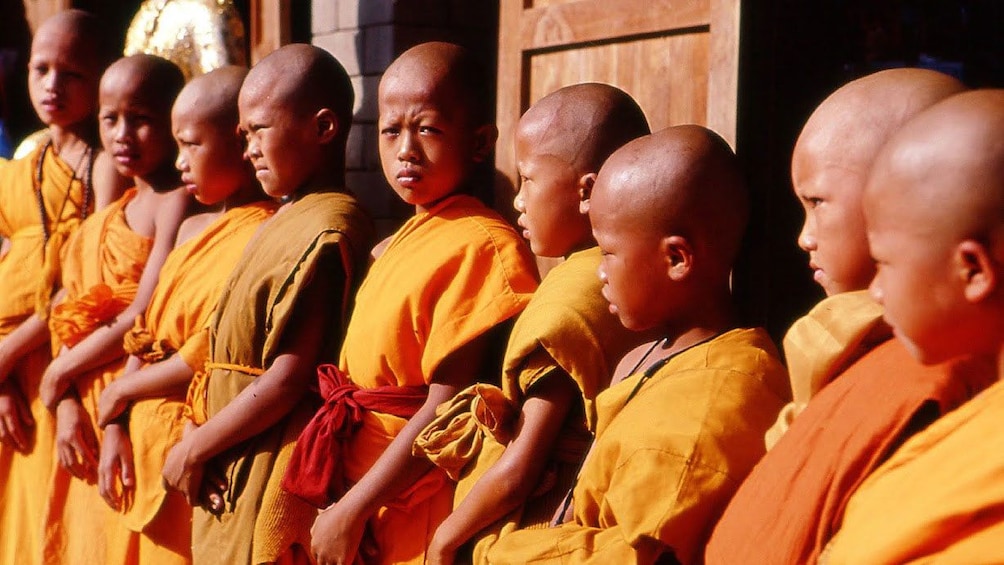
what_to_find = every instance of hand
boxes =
[200,462,228,515]
[310,502,368,565]
[425,535,457,565]
[98,423,135,511]
[40,357,72,411]
[55,396,99,481]
[97,381,129,428]
[162,432,205,507]
[0,380,34,452]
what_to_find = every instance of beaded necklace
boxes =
[34,139,94,245]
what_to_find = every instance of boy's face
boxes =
[867,188,960,364]
[172,104,246,206]
[791,150,874,296]
[98,70,176,180]
[590,174,668,332]
[28,29,100,129]
[513,126,589,258]
[377,75,483,209]
[238,85,318,199]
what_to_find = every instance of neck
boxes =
[135,164,179,193]
[221,182,267,212]
[47,125,94,157]
[657,285,737,357]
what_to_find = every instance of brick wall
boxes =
[311,0,499,239]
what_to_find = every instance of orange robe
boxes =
[487,328,790,565]
[0,144,91,565]
[192,190,372,565]
[414,247,648,561]
[42,189,153,565]
[823,377,1004,564]
[339,194,538,565]
[118,201,276,565]
[704,336,993,565]
[764,291,887,447]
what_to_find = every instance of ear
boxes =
[661,235,694,281]
[471,124,498,163]
[315,108,339,144]
[578,173,596,215]
[957,240,998,303]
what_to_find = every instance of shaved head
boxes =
[242,44,354,137]
[173,65,246,127]
[34,9,115,68]
[794,68,966,195]
[101,54,185,113]
[518,83,649,172]
[600,125,748,276]
[381,41,492,125]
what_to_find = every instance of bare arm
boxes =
[428,371,578,563]
[97,354,195,427]
[311,335,493,565]
[40,191,187,408]
[0,314,50,383]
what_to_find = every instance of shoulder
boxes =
[91,150,129,210]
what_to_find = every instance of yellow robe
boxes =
[765,291,887,448]
[0,144,91,565]
[487,328,790,565]
[823,377,1004,564]
[42,189,153,565]
[340,194,538,565]
[119,201,276,565]
[415,247,648,561]
[194,190,372,565]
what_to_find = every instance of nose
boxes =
[244,138,261,162]
[113,118,132,144]
[175,151,187,172]
[513,186,526,214]
[797,215,817,252]
[597,264,608,284]
[397,131,419,163]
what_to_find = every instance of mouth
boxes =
[180,177,198,193]
[113,149,139,166]
[40,98,62,112]
[396,169,421,187]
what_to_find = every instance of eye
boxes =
[380,126,400,137]
[419,125,441,135]
[805,197,823,209]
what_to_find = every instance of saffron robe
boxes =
[120,201,276,565]
[42,189,153,565]
[0,144,91,565]
[487,328,790,565]
[823,377,1004,565]
[704,337,993,565]
[193,190,372,565]
[338,194,538,565]
[414,247,647,561]
[765,291,887,448]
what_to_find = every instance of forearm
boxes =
[115,354,194,403]
[52,310,140,384]
[0,314,50,379]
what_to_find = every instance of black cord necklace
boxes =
[34,139,94,245]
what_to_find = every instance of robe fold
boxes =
[413,247,648,562]
[765,291,887,448]
[487,328,790,565]
[704,337,994,565]
[823,377,1004,565]
[0,143,91,565]
[336,194,538,565]
[119,201,275,565]
[192,190,372,565]
[42,188,153,565]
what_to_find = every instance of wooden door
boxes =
[496,0,741,192]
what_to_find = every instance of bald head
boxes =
[101,54,184,113]
[173,65,246,127]
[597,125,748,275]
[34,9,115,68]
[243,44,353,134]
[868,89,1004,243]
[381,41,492,125]
[519,83,650,172]
[794,68,966,193]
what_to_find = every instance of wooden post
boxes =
[249,0,290,63]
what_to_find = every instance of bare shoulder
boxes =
[175,211,221,248]
[91,150,130,210]
[370,234,394,262]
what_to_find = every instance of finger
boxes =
[120,452,135,490]
[0,414,20,451]
[98,461,120,510]
[6,415,26,452]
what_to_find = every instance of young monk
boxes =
[38,53,188,565]
[821,89,1004,564]
[704,69,995,565]
[89,65,276,565]
[485,125,790,564]
[282,42,539,565]
[161,44,374,565]
[0,10,123,565]
[411,82,652,564]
